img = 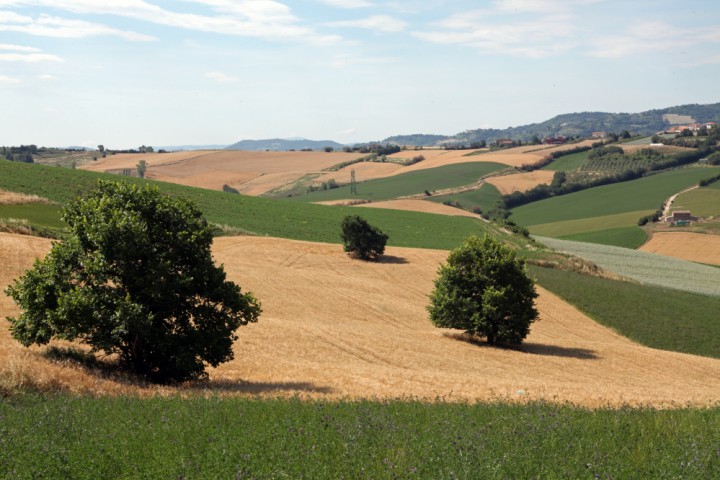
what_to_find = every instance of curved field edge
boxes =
[510,166,720,227]
[558,226,648,249]
[529,265,720,359]
[0,160,489,251]
[2,396,719,479]
[535,235,720,297]
[288,161,508,203]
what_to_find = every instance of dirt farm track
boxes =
[2,232,720,407]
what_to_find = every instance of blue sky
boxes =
[1,0,719,148]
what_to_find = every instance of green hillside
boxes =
[510,166,720,227]
[0,160,489,251]
[289,162,507,203]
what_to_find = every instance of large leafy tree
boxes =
[6,181,261,382]
[428,235,538,345]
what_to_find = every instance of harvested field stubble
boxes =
[1,233,720,406]
[640,232,720,265]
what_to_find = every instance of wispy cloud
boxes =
[588,22,711,59]
[0,10,155,40]
[0,43,62,61]
[318,0,374,8]
[205,71,237,83]
[37,73,57,80]
[0,74,20,84]
[327,53,394,68]
[326,15,406,33]
[0,0,341,44]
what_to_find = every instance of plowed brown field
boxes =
[81,150,363,195]
[486,170,555,195]
[639,232,720,265]
[2,233,719,406]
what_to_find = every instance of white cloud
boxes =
[0,11,155,40]
[0,43,40,51]
[587,22,716,59]
[0,74,20,84]
[205,71,237,83]
[336,127,357,136]
[327,53,394,68]
[37,73,57,80]
[327,15,406,33]
[0,1,341,44]
[318,0,374,8]
[0,50,62,62]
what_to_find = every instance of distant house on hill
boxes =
[664,210,698,225]
[495,139,513,147]
[544,136,567,145]
[591,132,607,139]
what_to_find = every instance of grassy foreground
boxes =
[2,395,719,479]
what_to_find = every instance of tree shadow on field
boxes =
[444,333,599,360]
[196,379,335,395]
[517,342,599,360]
[378,255,409,265]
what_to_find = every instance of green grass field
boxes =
[0,160,492,250]
[289,162,507,203]
[528,210,652,238]
[2,395,719,479]
[674,186,720,217]
[541,149,591,171]
[0,203,65,228]
[427,182,503,214]
[530,265,720,359]
[510,166,720,227]
[557,226,648,249]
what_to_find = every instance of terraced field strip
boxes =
[351,199,483,218]
[511,166,720,227]
[536,236,720,296]
[485,170,555,195]
[291,162,507,203]
[3,232,720,406]
[640,232,720,265]
[556,226,648,249]
[428,183,503,215]
[529,210,654,237]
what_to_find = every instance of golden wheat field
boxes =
[2,232,720,407]
[351,199,484,218]
[485,170,556,195]
[0,189,51,205]
[639,232,720,265]
[81,150,363,195]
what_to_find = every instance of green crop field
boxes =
[510,166,720,227]
[0,203,65,228]
[2,395,719,479]
[536,236,720,297]
[289,162,507,203]
[541,149,591,171]
[528,210,652,238]
[530,265,720,359]
[557,226,648,249]
[0,160,490,250]
[427,182,503,214]
[673,186,720,217]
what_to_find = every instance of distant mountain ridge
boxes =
[382,102,720,146]
[225,138,345,151]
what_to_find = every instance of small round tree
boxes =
[340,215,388,261]
[428,234,538,345]
[5,180,261,383]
